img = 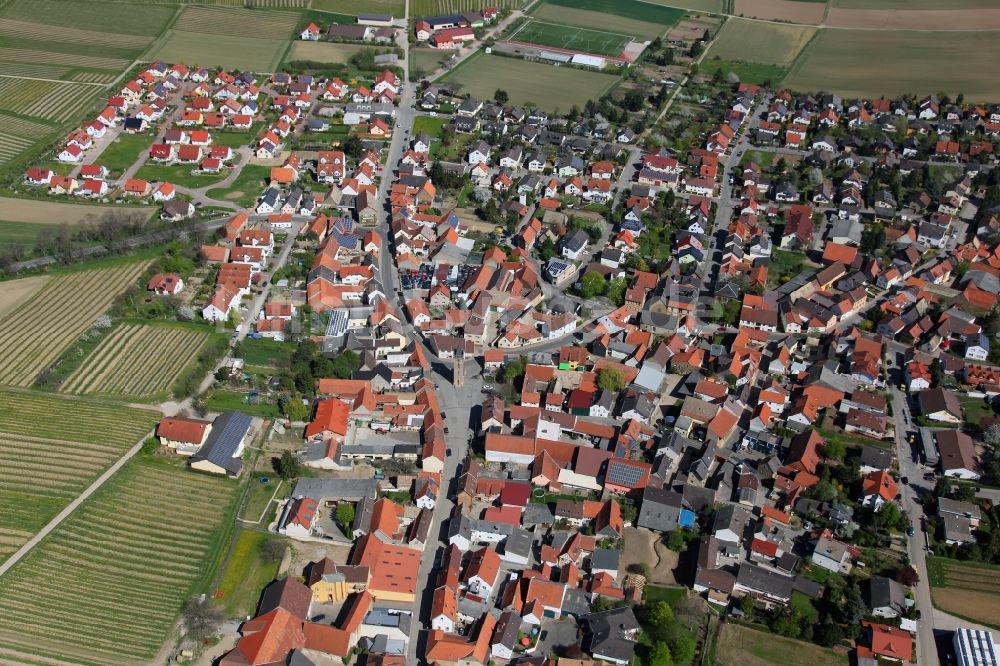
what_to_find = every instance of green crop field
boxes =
[172,5,301,38]
[511,20,632,57]
[411,0,524,15]
[0,261,150,387]
[705,58,787,85]
[150,31,291,72]
[0,389,158,564]
[60,324,211,398]
[0,77,98,124]
[0,458,238,664]
[0,114,50,166]
[783,29,1000,100]
[530,3,669,40]
[643,0,724,10]
[0,0,175,36]
[707,18,816,65]
[542,0,685,26]
[313,0,405,14]
[441,52,620,112]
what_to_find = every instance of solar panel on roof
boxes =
[608,462,644,487]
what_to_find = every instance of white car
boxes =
[429,111,438,117]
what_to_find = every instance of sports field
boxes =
[60,323,211,398]
[706,18,815,65]
[0,261,150,387]
[0,458,238,664]
[511,20,632,57]
[783,29,1000,100]
[0,388,158,564]
[928,557,1000,629]
[440,53,620,112]
[530,4,669,40]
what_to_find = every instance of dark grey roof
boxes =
[582,607,640,661]
[190,411,252,475]
[590,548,620,572]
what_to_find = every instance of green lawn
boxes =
[705,58,787,85]
[205,388,282,418]
[236,337,293,367]
[413,115,450,139]
[134,164,229,189]
[768,248,810,286]
[717,623,848,666]
[791,591,820,622]
[239,475,285,524]
[206,164,272,209]
[960,396,994,429]
[98,132,155,176]
[643,585,688,606]
[211,127,261,148]
[215,529,282,618]
[0,220,56,246]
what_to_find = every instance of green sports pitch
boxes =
[510,20,632,57]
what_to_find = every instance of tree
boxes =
[579,271,608,298]
[282,395,310,422]
[607,276,628,306]
[596,366,625,392]
[817,621,843,648]
[648,642,672,666]
[895,566,920,587]
[879,501,907,532]
[494,89,509,104]
[740,593,754,617]
[275,449,302,480]
[664,624,696,665]
[984,423,1000,446]
[822,440,846,461]
[502,356,527,384]
[183,597,223,642]
[260,538,285,564]
[649,601,674,632]
[335,502,355,534]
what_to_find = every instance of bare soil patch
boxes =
[733,0,826,24]
[0,197,152,225]
[0,275,48,318]
[932,588,1000,628]
[824,7,1000,29]
[224,190,245,200]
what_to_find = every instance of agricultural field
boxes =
[0,0,175,36]
[928,557,1000,629]
[0,197,153,225]
[440,53,620,112]
[782,29,1000,100]
[0,261,150,387]
[0,458,238,664]
[530,3,669,41]
[644,0,725,11]
[542,0,685,26]
[0,388,158,564]
[149,31,291,72]
[0,220,58,246]
[510,20,632,57]
[833,0,993,7]
[287,40,372,64]
[313,0,405,14]
[0,76,100,124]
[705,58,786,85]
[706,18,816,66]
[824,6,1000,30]
[411,0,523,15]
[0,114,53,167]
[172,5,300,38]
[716,623,849,666]
[60,323,211,398]
[0,275,48,319]
[732,0,827,23]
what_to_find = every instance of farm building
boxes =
[189,411,254,476]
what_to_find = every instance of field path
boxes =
[0,427,153,578]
